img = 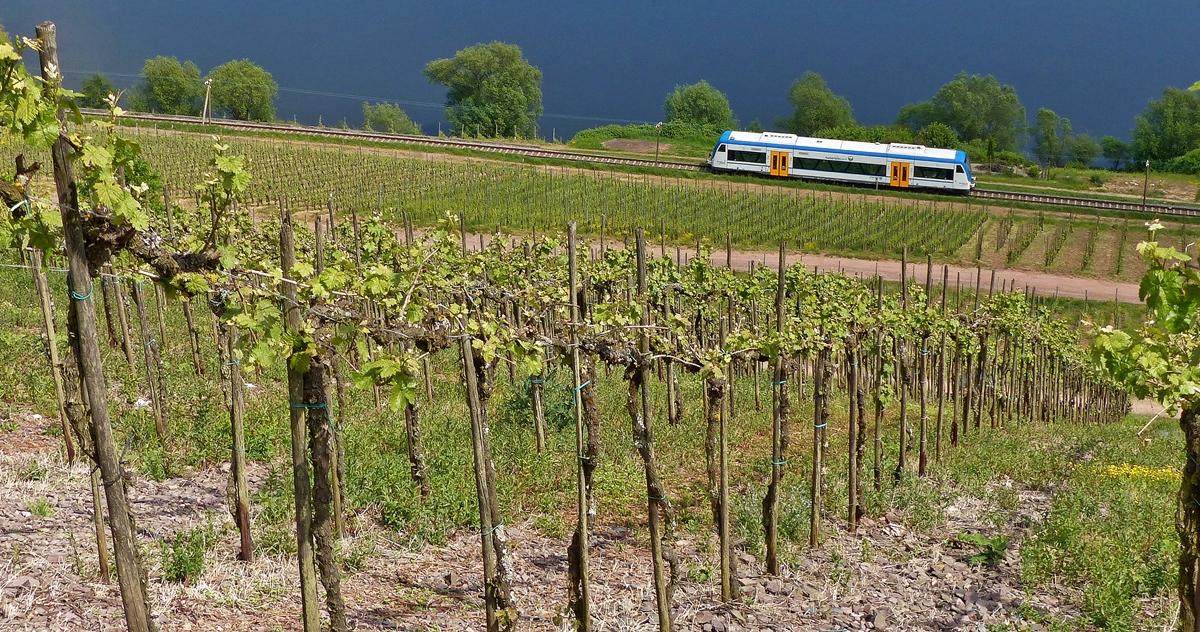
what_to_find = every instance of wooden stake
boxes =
[281,205,321,632]
[225,326,254,562]
[765,242,789,574]
[31,250,74,464]
[566,222,592,630]
[37,21,152,631]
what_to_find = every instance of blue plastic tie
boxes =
[144,338,156,347]
[67,275,94,301]
[773,380,788,385]
[223,361,240,367]
[481,521,504,537]
[814,423,828,429]
[575,380,591,392]
[772,460,789,466]
[648,494,667,502]
[290,401,328,410]
[528,378,545,384]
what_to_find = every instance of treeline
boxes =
[621,71,1200,174]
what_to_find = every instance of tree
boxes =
[1066,133,1100,167]
[78,72,116,109]
[1101,136,1131,170]
[1032,108,1071,167]
[127,56,202,115]
[814,124,912,144]
[1131,87,1200,163]
[424,42,543,138]
[663,80,734,128]
[896,73,1026,151]
[916,122,960,149]
[776,71,854,136]
[207,59,277,122]
[361,102,421,134]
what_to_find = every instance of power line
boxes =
[63,68,650,125]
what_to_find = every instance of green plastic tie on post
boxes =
[574,380,591,392]
[814,422,828,429]
[481,521,504,537]
[67,275,94,301]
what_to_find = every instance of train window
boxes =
[728,150,766,164]
[794,157,885,176]
[914,166,954,180]
[718,144,727,152]
[956,165,965,173]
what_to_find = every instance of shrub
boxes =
[160,521,218,584]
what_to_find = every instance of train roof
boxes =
[723,131,962,162]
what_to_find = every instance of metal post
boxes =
[1142,159,1150,215]
[655,121,663,164]
[202,78,213,122]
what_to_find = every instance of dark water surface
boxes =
[2,1,1197,141]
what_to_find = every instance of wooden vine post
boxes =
[764,242,789,575]
[460,314,517,631]
[302,356,347,632]
[36,21,154,632]
[565,222,591,630]
[810,337,828,548]
[30,249,74,463]
[872,276,884,490]
[130,282,168,446]
[280,207,321,632]
[633,227,676,631]
[224,326,253,561]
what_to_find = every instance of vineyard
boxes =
[0,128,991,259]
[0,22,1191,632]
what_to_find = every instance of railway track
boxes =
[970,188,1200,218]
[96,109,704,172]
[96,109,1200,218]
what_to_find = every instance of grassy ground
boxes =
[978,165,1200,205]
[0,251,1182,629]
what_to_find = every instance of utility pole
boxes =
[202,78,213,123]
[1142,159,1151,215]
[655,121,663,164]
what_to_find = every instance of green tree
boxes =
[206,59,277,122]
[1032,108,1071,166]
[127,56,202,115]
[1066,133,1100,167]
[424,42,543,138]
[1131,87,1200,163]
[746,119,763,133]
[361,102,421,134]
[1101,136,1131,170]
[814,124,912,144]
[663,80,734,128]
[916,122,960,149]
[78,72,116,109]
[896,73,1026,151]
[776,71,854,136]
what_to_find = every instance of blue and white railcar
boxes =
[708,131,975,193]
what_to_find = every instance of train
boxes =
[708,130,975,193]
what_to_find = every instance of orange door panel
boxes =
[890,162,910,188]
